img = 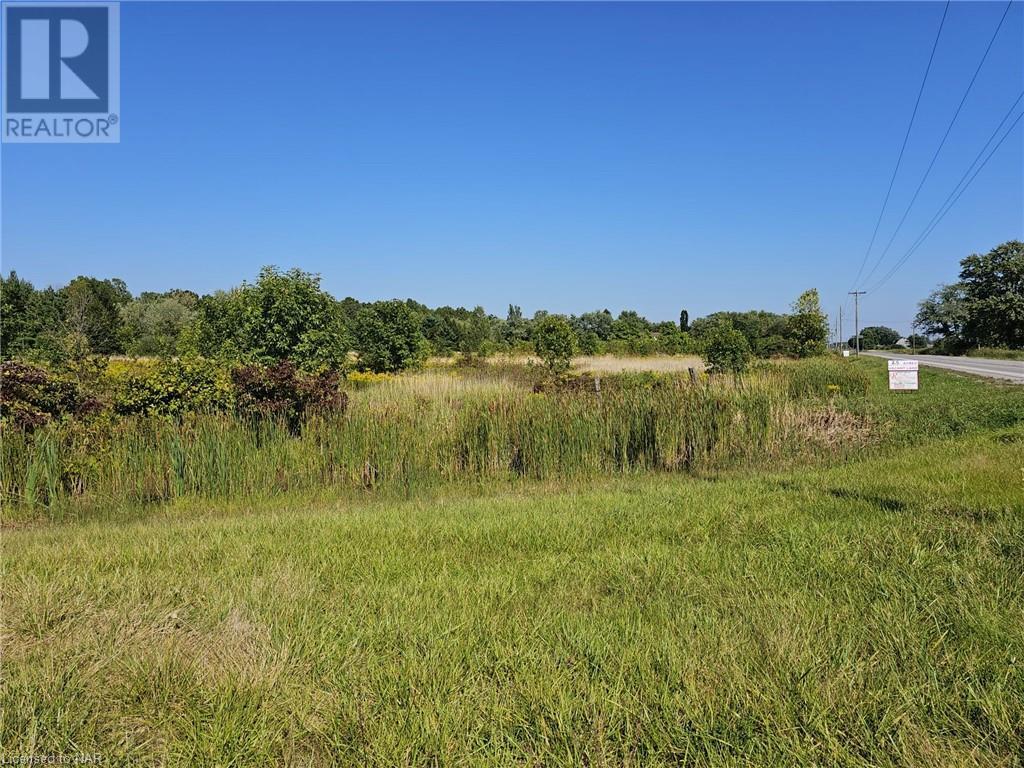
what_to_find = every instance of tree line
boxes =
[1,265,830,373]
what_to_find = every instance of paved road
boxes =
[863,351,1024,384]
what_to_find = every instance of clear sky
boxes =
[2,1,1022,335]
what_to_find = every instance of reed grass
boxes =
[1,363,871,519]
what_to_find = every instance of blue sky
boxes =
[2,1,1021,335]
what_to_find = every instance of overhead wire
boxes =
[860,0,1016,288]
[867,105,1024,294]
[846,0,952,294]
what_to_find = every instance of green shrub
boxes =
[533,316,577,374]
[703,323,751,375]
[354,300,427,373]
[0,360,100,430]
[111,358,232,417]
[232,360,347,432]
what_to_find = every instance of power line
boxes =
[847,0,951,294]
[860,0,1016,288]
[874,89,1023,279]
[867,106,1024,294]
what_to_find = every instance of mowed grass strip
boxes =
[3,431,1022,766]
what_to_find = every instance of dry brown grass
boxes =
[482,353,705,373]
[788,404,875,450]
[572,354,705,373]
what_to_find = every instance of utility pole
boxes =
[839,306,843,351]
[849,291,866,354]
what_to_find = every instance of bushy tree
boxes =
[338,296,365,330]
[574,310,614,342]
[177,289,245,360]
[231,360,347,433]
[420,305,498,358]
[459,306,494,358]
[915,242,1024,350]
[959,241,1024,348]
[421,307,463,355]
[0,360,100,429]
[652,321,690,354]
[239,267,349,371]
[679,309,689,332]
[576,330,601,356]
[788,288,828,357]
[120,294,195,356]
[353,300,426,373]
[61,276,131,354]
[691,310,790,358]
[23,288,67,363]
[2,273,132,363]
[916,283,968,342]
[1,272,36,357]
[501,305,531,347]
[703,322,751,375]
[533,315,576,375]
[850,326,900,350]
[180,267,349,371]
[611,310,650,343]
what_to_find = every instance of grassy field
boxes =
[965,348,1024,361]
[2,358,1023,765]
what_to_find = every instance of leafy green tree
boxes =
[653,321,688,354]
[120,295,195,356]
[691,310,790,358]
[574,310,614,342]
[611,310,650,342]
[679,309,689,332]
[1,271,36,357]
[576,330,601,356]
[61,276,131,354]
[459,306,493,358]
[914,242,1024,350]
[850,326,900,350]
[788,288,828,357]
[422,307,463,355]
[338,296,365,330]
[533,315,577,375]
[915,284,968,342]
[703,321,751,375]
[177,290,245,361]
[181,268,348,371]
[238,267,349,371]
[959,241,1024,348]
[501,305,531,347]
[353,300,426,373]
[164,289,200,309]
[24,288,68,364]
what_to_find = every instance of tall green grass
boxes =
[966,347,1024,361]
[1,363,876,518]
[3,431,1022,765]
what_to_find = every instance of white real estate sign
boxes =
[888,359,919,391]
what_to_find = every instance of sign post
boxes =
[888,359,919,391]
